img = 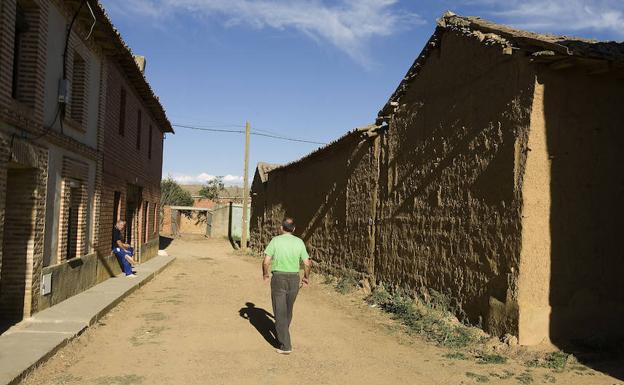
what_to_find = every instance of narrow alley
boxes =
[19,237,616,385]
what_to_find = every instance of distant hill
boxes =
[180,184,244,199]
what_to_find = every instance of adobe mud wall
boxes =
[250,133,377,276]
[178,212,207,235]
[375,30,535,336]
[252,30,537,337]
[519,65,624,345]
[251,27,624,343]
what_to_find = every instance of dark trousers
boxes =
[271,272,300,351]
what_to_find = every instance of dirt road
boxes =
[21,236,619,385]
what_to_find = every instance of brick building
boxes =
[0,0,171,332]
[251,13,624,346]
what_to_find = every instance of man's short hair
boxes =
[282,218,295,233]
[117,220,126,227]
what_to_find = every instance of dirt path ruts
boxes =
[20,236,618,385]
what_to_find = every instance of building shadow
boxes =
[159,236,174,250]
[227,203,240,250]
[238,302,279,348]
[0,322,12,335]
[0,168,37,331]
[97,253,117,278]
[541,63,624,380]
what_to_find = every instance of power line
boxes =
[174,122,245,128]
[252,127,287,136]
[168,116,246,127]
[172,123,327,145]
[172,124,244,133]
[251,131,326,145]
[252,126,328,145]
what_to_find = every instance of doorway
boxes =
[125,184,142,260]
[110,191,121,249]
[0,167,37,333]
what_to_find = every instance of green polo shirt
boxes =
[264,233,309,273]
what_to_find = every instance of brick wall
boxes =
[0,135,48,321]
[56,157,90,262]
[96,59,165,265]
[0,0,167,319]
[193,197,217,209]
[161,205,173,235]
[0,168,38,323]
[0,0,48,130]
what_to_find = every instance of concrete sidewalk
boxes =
[0,253,176,385]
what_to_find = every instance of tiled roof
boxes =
[442,13,624,61]
[378,12,624,121]
[255,162,281,183]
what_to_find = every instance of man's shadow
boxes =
[239,302,279,348]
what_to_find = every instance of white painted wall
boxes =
[43,3,101,149]
[41,3,102,266]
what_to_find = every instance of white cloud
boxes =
[468,0,624,38]
[169,173,244,185]
[222,175,245,184]
[102,0,423,66]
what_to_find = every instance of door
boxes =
[0,167,37,332]
[125,184,142,260]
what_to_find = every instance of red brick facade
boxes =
[96,60,165,266]
[0,138,48,327]
[0,0,171,329]
[57,157,89,263]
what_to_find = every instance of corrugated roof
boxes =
[69,0,173,133]
[378,12,624,121]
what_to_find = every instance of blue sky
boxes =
[101,0,624,185]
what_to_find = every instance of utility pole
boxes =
[241,121,251,251]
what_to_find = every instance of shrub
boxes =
[335,274,358,294]
[367,287,480,349]
[477,353,508,365]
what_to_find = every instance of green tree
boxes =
[161,177,193,206]
[160,178,193,228]
[198,176,225,200]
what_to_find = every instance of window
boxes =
[63,181,83,261]
[58,158,89,263]
[119,88,126,135]
[136,109,142,150]
[112,191,121,226]
[148,124,153,159]
[10,1,39,108]
[65,186,80,259]
[70,52,87,124]
[11,3,28,99]
[153,203,158,234]
[143,202,149,243]
[111,191,121,254]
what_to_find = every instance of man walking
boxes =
[262,218,311,354]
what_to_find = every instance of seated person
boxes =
[112,220,137,277]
